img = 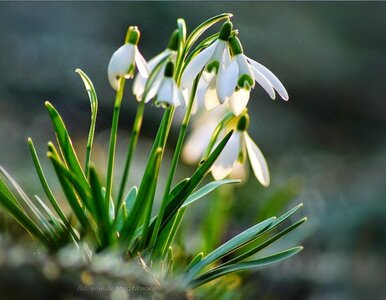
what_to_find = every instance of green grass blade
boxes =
[45,101,90,193]
[27,138,73,232]
[267,203,304,230]
[0,167,58,243]
[185,216,276,281]
[185,252,204,272]
[120,148,163,246]
[225,217,307,266]
[185,13,232,53]
[0,175,51,245]
[159,130,234,232]
[47,152,89,230]
[182,179,240,209]
[75,69,98,179]
[190,246,303,288]
[89,166,112,248]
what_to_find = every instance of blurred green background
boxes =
[0,2,385,299]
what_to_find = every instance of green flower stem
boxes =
[104,78,126,210]
[116,99,146,210]
[149,76,200,251]
[200,112,235,163]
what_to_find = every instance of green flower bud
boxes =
[236,113,249,132]
[229,36,243,55]
[237,74,254,90]
[164,61,174,77]
[167,29,179,51]
[125,26,141,45]
[219,21,233,41]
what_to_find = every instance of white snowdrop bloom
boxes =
[182,106,227,164]
[107,27,149,91]
[211,114,270,187]
[181,22,233,109]
[154,62,185,108]
[218,36,289,116]
[133,30,179,102]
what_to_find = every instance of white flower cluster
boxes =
[106,20,289,186]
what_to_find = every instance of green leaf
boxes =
[120,147,163,245]
[47,145,95,219]
[185,13,232,52]
[159,130,234,233]
[190,247,303,288]
[0,167,58,243]
[268,203,304,230]
[185,252,204,272]
[45,102,90,194]
[89,166,112,248]
[124,186,138,215]
[75,69,98,179]
[0,171,51,246]
[28,138,76,240]
[184,216,275,281]
[47,152,89,230]
[182,179,240,209]
[225,217,307,266]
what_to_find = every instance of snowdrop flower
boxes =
[182,105,227,164]
[133,30,179,102]
[181,22,233,109]
[154,62,185,108]
[107,26,149,91]
[211,113,270,187]
[218,36,289,116]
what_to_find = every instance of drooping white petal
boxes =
[246,57,289,100]
[236,54,255,88]
[133,50,172,100]
[244,132,270,187]
[181,41,218,89]
[148,49,171,69]
[211,131,241,180]
[132,74,147,101]
[229,161,248,182]
[107,43,135,90]
[190,76,207,114]
[134,47,150,78]
[182,119,217,165]
[217,59,239,104]
[144,67,165,103]
[156,77,174,107]
[208,40,226,69]
[172,83,185,108]
[250,66,276,100]
[205,73,221,110]
[228,89,250,116]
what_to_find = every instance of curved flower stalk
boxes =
[181,22,233,110]
[218,36,289,116]
[211,113,270,186]
[133,30,179,102]
[108,26,149,91]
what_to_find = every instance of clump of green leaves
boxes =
[0,13,305,292]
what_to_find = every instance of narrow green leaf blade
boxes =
[45,102,89,192]
[185,216,275,280]
[75,69,98,178]
[191,246,303,288]
[182,179,240,208]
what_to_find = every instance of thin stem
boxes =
[149,76,200,250]
[105,78,126,210]
[85,104,97,179]
[116,99,146,210]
